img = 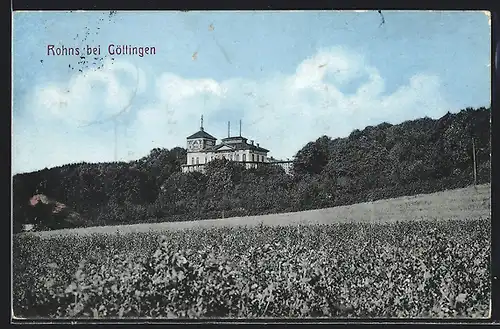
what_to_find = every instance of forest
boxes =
[12,107,491,232]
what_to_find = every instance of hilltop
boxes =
[13,107,491,232]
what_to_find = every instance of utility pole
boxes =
[472,136,477,186]
[113,120,118,161]
[79,64,139,162]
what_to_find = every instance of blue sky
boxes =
[12,11,491,174]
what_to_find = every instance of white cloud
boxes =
[290,47,366,89]
[14,46,451,173]
[29,58,147,126]
[131,47,449,161]
[156,73,227,105]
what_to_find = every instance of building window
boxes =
[243,154,246,162]
[235,154,239,161]
[252,154,254,162]
[196,157,199,164]
[191,157,195,165]
[205,156,207,163]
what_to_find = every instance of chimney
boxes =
[257,143,259,147]
[251,140,254,145]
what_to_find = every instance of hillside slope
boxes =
[28,183,490,238]
[13,107,491,231]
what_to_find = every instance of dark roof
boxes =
[212,142,269,153]
[187,129,217,140]
[221,136,248,142]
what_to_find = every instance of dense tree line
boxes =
[12,107,491,232]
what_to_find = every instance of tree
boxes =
[293,140,329,177]
[158,171,207,216]
[11,107,491,229]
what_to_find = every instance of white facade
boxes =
[186,150,268,165]
[181,120,293,174]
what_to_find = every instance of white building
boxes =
[181,116,292,174]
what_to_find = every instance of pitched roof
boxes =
[250,145,270,153]
[187,129,217,140]
[211,142,269,153]
[221,136,248,142]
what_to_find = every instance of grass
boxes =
[26,183,490,238]
[12,184,491,319]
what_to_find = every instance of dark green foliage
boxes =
[12,107,491,230]
[13,218,490,318]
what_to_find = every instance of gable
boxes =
[215,145,234,152]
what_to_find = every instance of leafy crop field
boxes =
[13,185,491,319]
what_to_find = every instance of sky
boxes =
[12,11,491,174]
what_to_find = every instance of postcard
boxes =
[12,10,491,320]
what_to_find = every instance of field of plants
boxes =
[13,216,490,319]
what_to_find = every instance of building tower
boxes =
[185,115,217,165]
